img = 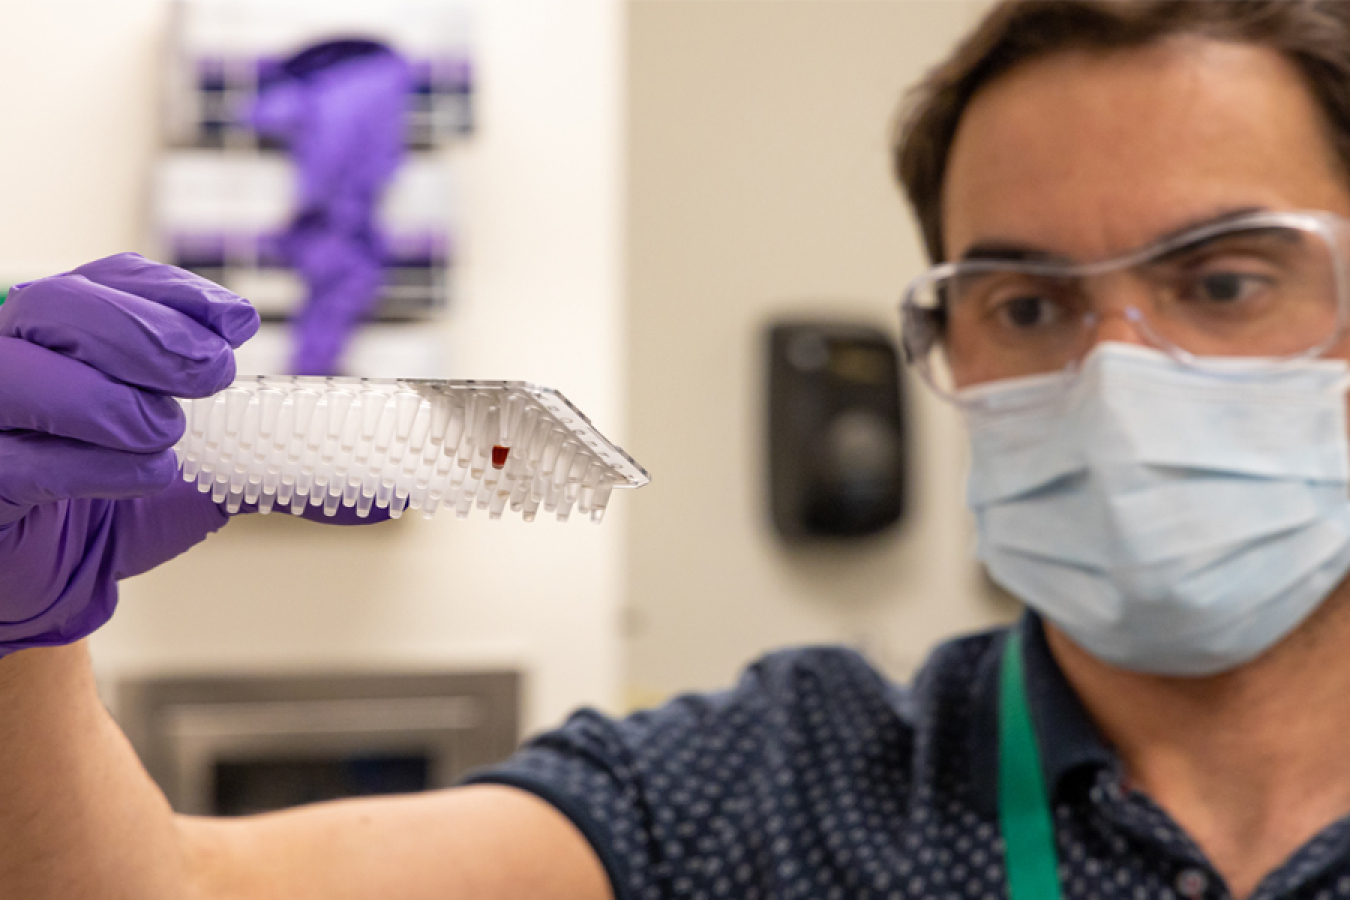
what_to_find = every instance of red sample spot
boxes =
[492,445,510,469]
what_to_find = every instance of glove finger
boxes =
[0,273,239,398]
[238,497,394,526]
[0,338,184,452]
[0,432,177,514]
[68,253,259,348]
[297,503,394,526]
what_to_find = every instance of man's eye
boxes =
[1190,270,1272,305]
[996,294,1060,329]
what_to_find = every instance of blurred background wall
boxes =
[0,0,1012,736]
[623,0,1011,705]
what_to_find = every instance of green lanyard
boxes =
[999,633,1065,899]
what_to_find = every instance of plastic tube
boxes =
[175,376,647,523]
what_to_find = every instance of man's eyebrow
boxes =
[958,243,1070,264]
[957,206,1272,264]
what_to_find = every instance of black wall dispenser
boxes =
[767,321,906,542]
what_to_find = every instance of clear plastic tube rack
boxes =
[175,377,649,523]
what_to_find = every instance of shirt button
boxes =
[1175,867,1208,898]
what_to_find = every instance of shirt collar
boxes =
[968,612,1116,819]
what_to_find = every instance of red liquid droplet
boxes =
[492,445,510,469]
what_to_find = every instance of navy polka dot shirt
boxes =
[464,616,1350,899]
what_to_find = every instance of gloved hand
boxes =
[0,253,258,657]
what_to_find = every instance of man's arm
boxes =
[0,643,613,900]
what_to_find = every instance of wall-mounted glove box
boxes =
[153,151,457,321]
[165,0,474,150]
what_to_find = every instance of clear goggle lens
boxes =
[900,211,1348,400]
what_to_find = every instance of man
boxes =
[2,1,1347,897]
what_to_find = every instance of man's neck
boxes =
[1044,589,1350,900]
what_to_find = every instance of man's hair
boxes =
[893,0,1350,263]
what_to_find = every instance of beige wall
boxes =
[0,0,163,270]
[623,0,1015,701]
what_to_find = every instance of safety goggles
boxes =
[899,209,1350,405]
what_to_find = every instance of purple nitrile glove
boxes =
[0,253,382,659]
[249,39,411,376]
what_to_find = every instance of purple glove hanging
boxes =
[249,40,412,376]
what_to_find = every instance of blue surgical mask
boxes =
[961,343,1350,676]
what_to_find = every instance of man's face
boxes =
[941,36,1350,360]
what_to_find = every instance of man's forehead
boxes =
[939,37,1350,261]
